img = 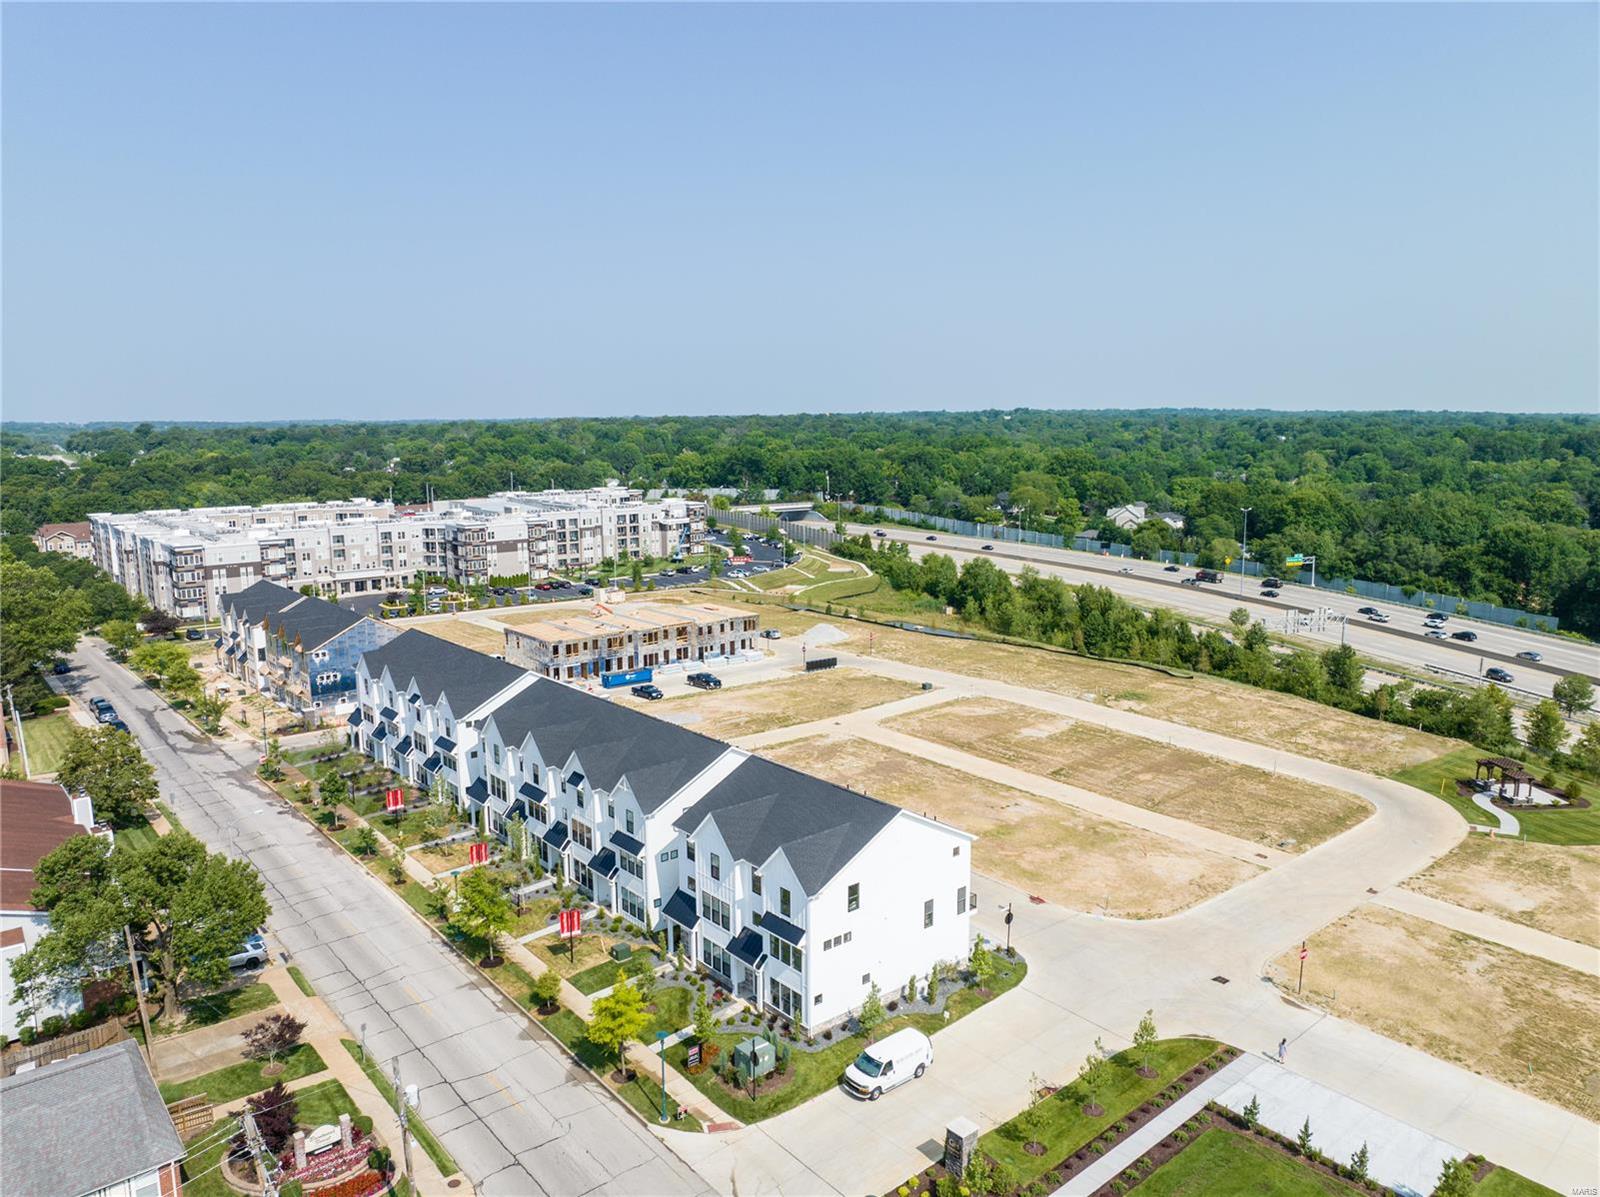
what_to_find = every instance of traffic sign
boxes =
[1285,554,1306,566]
[385,787,403,812]
[1299,944,1308,961]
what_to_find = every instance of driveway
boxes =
[64,642,712,1197]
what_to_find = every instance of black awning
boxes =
[542,822,570,849]
[565,770,585,790]
[421,753,442,772]
[393,740,414,757]
[518,781,546,804]
[434,736,457,753]
[346,709,363,726]
[465,778,488,803]
[608,830,645,856]
[371,725,390,742]
[760,913,805,946]
[588,848,619,878]
[378,706,399,721]
[661,888,698,928]
[729,927,766,968]
[213,636,225,648]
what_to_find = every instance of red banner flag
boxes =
[385,788,403,812]
[468,841,488,865]
[558,908,581,939]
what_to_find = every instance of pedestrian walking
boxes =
[1277,1037,1287,1064]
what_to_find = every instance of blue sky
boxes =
[3,3,1595,421]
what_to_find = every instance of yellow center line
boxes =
[402,984,434,1016]
[490,1072,526,1112]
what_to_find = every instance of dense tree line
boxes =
[3,410,1596,633]
[831,535,1600,771]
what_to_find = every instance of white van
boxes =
[842,1028,934,1100]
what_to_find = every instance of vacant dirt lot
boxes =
[630,669,920,740]
[761,734,1259,917]
[409,618,508,655]
[1273,905,1600,1120]
[1404,838,1600,948]
[888,698,1371,852]
[669,593,1457,772]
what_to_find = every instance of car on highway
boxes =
[1179,577,1200,586]
[1163,564,1180,572]
[1357,606,1380,616]
[1516,650,1543,662]
[1118,566,1133,574]
[982,544,994,552]
[925,535,937,541]
[227,933,269,970]
[630,684,664,701]
[1485,667,1515,683]
[1194,569,1222,584]
[873,529,886,537]
[1425,629,1447,639]
[1261,589,1280,598]
[1366,612,1390,623]
[1261,577,1283,589]
[686,672,722,690]
[1451,630,1477,642]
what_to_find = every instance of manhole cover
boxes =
[448,1180,462,1189]
[1212,976,1230,985]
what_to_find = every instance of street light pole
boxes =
[657,1030,670,1123]
[1238,507,1252,595]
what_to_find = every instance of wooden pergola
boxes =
[1475,756,1533,800]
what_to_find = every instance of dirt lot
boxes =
[409,618,508,655]
[1404,838,1600,948]
[630,669,921,740]
[761,734,1259,917]
[665,593,1457,773]
[1272,905,1600,1120]
[887,698,1371,852]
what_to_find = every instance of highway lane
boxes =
[64,641,713,1197]
[840,520,1597,698]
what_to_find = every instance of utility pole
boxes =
[1238,507,1252,595]
[391,1057,415,1188]
[124,925,156,1073]
[241,1111,281,1197]
[5,685,33,777]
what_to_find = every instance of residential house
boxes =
[0,1039,186,1197]
[1104,502,1184,533]
[1,780,101,1041]
[31,522,94,559]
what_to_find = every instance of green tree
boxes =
[1078,1038,1110,1115]
[1552,674,1595,718]
[1321,644,1363,697]
[1525,700,1567,754]
[319,767,347,807]
[530,969,562,1011]
[1016,1073,1049,1149]
[1132,1009,1158,1075]
[191,692,227,733]
[258,738,286,781]
[727,528,746,557]
[587,976,650,1075]
[969,934,997,989]
[349,827,379,856]
[691,990,716,1043]
[1574,722,1600,774]
[1228,607,1250,631]
[55,725,158,826]
[1297,1116,1314,1156]
[630,560,644,590]
[1241,1095,1260,1128]
[504,814,528,864]
[100,619,142,660]
[1349,1142,1370,1183]
[130,641,200,694]
[13,830,269,1022]
[857,981,886,1041]
[0,555,89,686]
[1431,1157,1475,1197]
[453,866,513,962]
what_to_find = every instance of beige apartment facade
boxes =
[502,602,760,680]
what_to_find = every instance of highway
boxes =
[836,520,1598,700]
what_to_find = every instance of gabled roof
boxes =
[34,520,93,541]
[262,594,363,652]
[0,1040,185,1197]
[359,630,527,716]
[484,677,729,814]
[223,579,302,627]
[675,756,898,894]
[0,779,87,912]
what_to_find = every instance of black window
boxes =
[924,899,934,928]
[780,888,791,917]
[847,883,859,912]
[751,870,763,896]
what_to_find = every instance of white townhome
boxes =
[348,635,974,1034]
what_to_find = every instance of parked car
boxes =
[676,566,695,575]
[52,660,71,675]
[584,577,602,586]
[1485,667,1515,683]
[227,933,269,970]
[686,672,722,690]
[184,628,206,641]
[96,705,120,724]
[107,719,130,733]
[630,684,664,701]
[88,696,110,713]
[1261,589,1280,598]
[1516,650,1543,662]
[1357,606,1380,616]
[843,1028,933,1101]
[577,586,593,596]
[1451,630,1478,642]
[761,629,782,639]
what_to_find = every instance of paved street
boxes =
[65,642,712,1197]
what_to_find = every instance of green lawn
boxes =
[1474,1166,1561,1196]
[481,956,539,1009]
[510,897,561,936]
[1137,1128,1361,1195]
[980,1038,1221,1186]
[178,1078,372,1197]
[537,1009,702,1129]
[158,1043,328,1104]
[19,712,76,777]
[155,801,185,832]
[1391,748,1600,845]
[569,951,661,996]
[115,818,161,852]
[339,1039,460,1176]
[287,966,316,996]
[169,982,279,1033]
[642,985,693,1039]
[670,954,1028,1122]
[614,1065,703,1131]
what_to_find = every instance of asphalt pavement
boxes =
[63,641,713,1197]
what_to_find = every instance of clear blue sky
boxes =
[3,2,1595,421]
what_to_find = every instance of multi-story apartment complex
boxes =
[91,488,707,619]
[217,581,398,718]
[502,602,761,680]
[349,632,973,1033]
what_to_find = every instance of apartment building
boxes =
[217,581,398,717]
[91,488,706,619]
[348,635,973,1033]
[502,602,761,680]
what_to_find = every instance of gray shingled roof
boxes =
[676,756,899,894]
[224,578,301,626]
[360,630,527,715]
[0,1039,184,1197]
[485,678,729,814]
[264,594,363,651]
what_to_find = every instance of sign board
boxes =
[558,908,582,940]
[728,554,752,564]
[1299,944,1308,961]
[304,1124,341,1155]
[804,656,838,673]
[601,667,653,689]
[1285,554,1306,566]
[944,1117,980,1178]
[468,841,489,866]
[385,788,403,812]
[686,1042,702,1069]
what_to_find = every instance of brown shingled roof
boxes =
[0,779,86,912]
[33,521,92,541]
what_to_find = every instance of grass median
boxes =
[340,1039,461,1177]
